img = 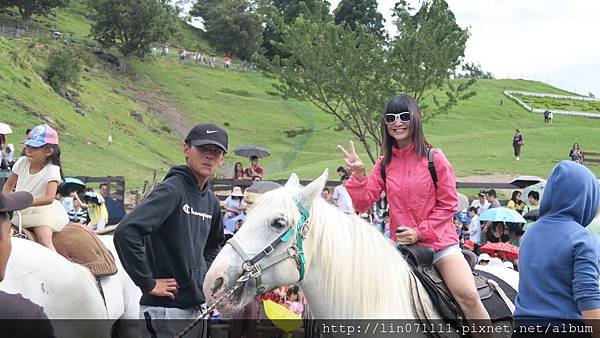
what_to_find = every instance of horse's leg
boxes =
[33,225,56,251]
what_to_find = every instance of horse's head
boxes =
[204,170,328,313]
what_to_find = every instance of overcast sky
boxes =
[330,0,600,96]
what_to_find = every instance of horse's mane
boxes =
[254,187,416,318]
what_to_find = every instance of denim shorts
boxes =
[432,243,462,264]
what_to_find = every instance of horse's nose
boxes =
[211,277,225,296]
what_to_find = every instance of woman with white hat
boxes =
[222,186,247,224]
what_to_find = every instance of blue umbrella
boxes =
[479,207,526,223]
[224,214,245,234]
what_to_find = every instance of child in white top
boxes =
[2,124,69,251]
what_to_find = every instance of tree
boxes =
[271,0,330,24]
[260,0,475,163]
[196,0,262,60]
[0,0,70,28]
[89,0,176,71]
[258,18,395,163]
[334,0,385,37]
[45,47,81,90]
[389,0,475,121]
[257,0,331,59]
[461,62,494,79]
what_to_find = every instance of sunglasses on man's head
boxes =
[384,112,411,124]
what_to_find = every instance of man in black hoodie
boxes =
[114,123,226,338]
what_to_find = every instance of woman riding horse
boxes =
[338,95,492,326]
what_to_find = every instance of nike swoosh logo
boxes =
[206,130,218,134]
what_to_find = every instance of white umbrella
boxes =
[0,123,12,134]
[457,192,469,211]
[521,181,545,205]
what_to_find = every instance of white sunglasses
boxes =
[384,112,411,124]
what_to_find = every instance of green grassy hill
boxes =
[0,2,598,189]
[423,79,599,178]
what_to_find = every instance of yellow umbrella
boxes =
[263,299,302,337]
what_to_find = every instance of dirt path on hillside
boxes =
[124,84,190,138]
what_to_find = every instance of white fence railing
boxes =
[504,90,600,119]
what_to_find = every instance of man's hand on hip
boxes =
[150,278,179,300]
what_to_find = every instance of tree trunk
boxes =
[17,6,31,30]
[357,137,377,165]
[120,56,129,72]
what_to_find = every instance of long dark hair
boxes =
[381,95,430,166]
[45,144,64,179]
[510,190,521,203]
[233,161,244,179]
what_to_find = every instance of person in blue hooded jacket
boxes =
[514,161,600,336]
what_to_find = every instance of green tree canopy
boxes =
[89,0,176,71]
[257,0,331,59]
[334,0,385,37]
[258,19,394,163]
[390,0,475,120]
[260,0,475,163]
[0,0,70,28]
[197,0,262,60]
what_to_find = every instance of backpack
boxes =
[380,147,437,188]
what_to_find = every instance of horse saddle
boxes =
[398,245,516,325]
[12,223,118,278]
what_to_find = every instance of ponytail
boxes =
[46,144,64,180]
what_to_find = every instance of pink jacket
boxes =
[345,144,458,250]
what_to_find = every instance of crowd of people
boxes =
[149,44,256,71]
[0,93,598,336]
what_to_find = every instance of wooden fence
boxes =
[74,175,126,208]
[210,178,520,202]
[583,151,600,165]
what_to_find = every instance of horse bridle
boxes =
[226,198,310,294]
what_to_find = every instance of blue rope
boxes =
[294,198,310,281]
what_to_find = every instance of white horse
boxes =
[0,235,140,337]
[204,170,518,323]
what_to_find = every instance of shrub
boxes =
[45,47,82,90]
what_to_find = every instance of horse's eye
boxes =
[271,218,286,228]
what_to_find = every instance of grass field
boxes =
[0,2,598,190]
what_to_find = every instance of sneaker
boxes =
[516,156,520,160]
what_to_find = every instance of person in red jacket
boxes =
[338,95,490,323]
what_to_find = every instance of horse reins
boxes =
[174,198,311,338]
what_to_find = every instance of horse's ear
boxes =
[285,173,300,188]
[299,169,329,204]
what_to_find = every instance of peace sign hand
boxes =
[337,141,366,176]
